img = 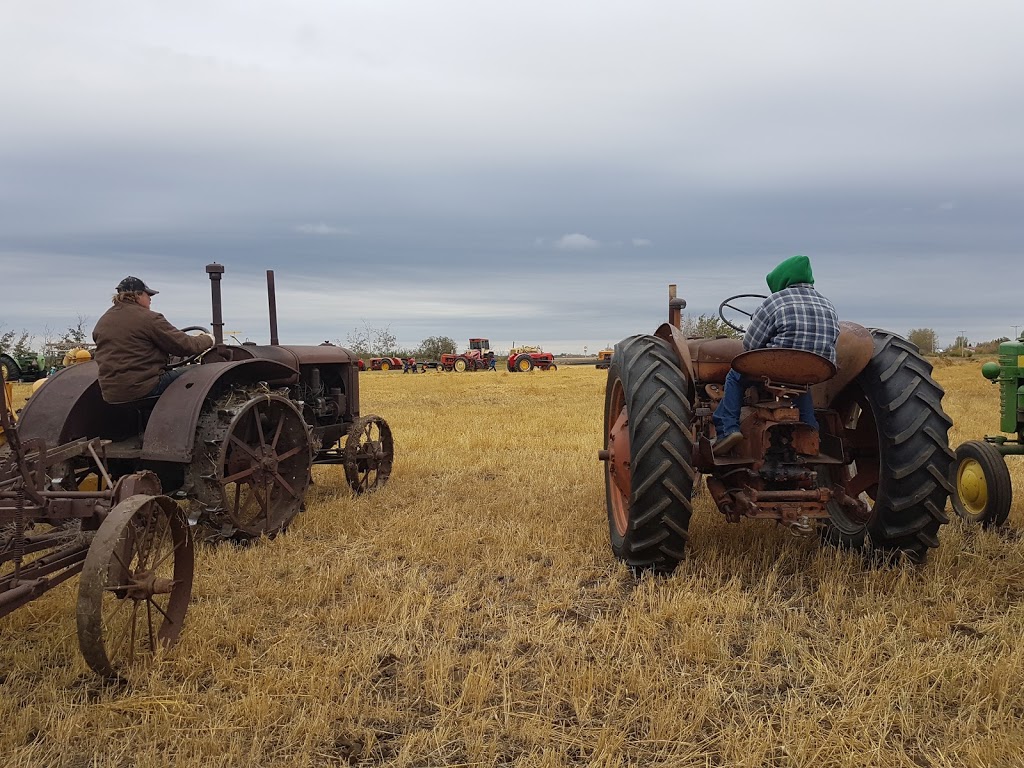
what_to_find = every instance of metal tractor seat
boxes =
[731,348,836,396]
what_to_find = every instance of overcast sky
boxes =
[1,1,1022,352]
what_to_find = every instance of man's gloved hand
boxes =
[201,332,216,348]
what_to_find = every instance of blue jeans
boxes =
[146,368,185,397]
[712,369,819,437]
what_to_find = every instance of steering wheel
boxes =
[718,294,767,333]
[168,325,213,368]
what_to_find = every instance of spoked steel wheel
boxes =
[77,495,194,679]
[191,390,312,539]
[343,415,394,494]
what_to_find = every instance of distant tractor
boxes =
[441,339,495,372]
[950,337,1024,527]
[0,352,46,383]
[600,284,954,572]
[595,348,614,369]
[370,357,403,371]
[507,344,557,372]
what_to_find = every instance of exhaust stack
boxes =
[206,263,225,345]
[267,270,280,346]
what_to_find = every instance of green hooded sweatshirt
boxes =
[766,255,814,293]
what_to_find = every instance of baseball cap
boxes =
[116,276,159,296]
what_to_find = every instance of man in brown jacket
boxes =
[92,276,215,404]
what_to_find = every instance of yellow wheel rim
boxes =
[518,358,531,371]
[957,458,989,515]
[454,360,466,372]
[380,362,390,370]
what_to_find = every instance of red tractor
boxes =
[370,357,402,371]
[440,339,496,372]
[507,344,557,372]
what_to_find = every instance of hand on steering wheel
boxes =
[718,294,767,333]
[168,325,214,368]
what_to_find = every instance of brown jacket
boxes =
[92,301,213,403]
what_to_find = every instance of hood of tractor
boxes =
[766,255,814,293]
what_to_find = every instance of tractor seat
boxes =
[731,349,836,387]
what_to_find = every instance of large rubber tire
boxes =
[821,330,954,563]
[951,440,1012,527]
[604,335,695,573]
[380,360,391,371]
[516,355,534,372]
[454,357,469,372]
[0,354,21,383]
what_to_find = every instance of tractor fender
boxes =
[141,359,297,463]
[16,361,114,446]
[812,321,874,407]
[653,323,697,396]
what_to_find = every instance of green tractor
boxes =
[951,337,1024,527]
[0,352,46,383]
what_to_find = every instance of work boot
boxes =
[712,431,743,456]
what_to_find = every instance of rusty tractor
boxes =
[595,348,614,370]
[1,366,195,679]
[16,264,393,542]
[507,344,557,372]
[600,285,954,572]
[440,339,495,372]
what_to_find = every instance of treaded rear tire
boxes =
[604,334,695,573]
[0,354,21,383]
[821,330,954,563]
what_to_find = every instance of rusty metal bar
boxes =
[267,270,280,346]
[751,489,830,502]
[206,263,225,345]
[668,284,679,328]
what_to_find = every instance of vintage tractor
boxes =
[507,344,557,372]
[600,284,954,572]
[595,348,614,370]
[1,365,194,679]
[949,337,1024,527]
[0,351,46,383]
[370,357,402,371]
[16,264,393,541]
[441,339,495,372]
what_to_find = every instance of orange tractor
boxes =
[440,339,496,372]
[507,344,557,372]
[601,284,954,572]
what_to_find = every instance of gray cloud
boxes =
[0,2,1022,352]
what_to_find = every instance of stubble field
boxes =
[2,359,1024,767]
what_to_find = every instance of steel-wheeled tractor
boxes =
[950,338,1024,527]
[2,365,194,679]
[507,344,556,372]
[441,339,495,372]
[16,264,393,542]
[600,284,954,572]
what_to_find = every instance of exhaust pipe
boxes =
[205,263,225,345]
[267,270,279,346]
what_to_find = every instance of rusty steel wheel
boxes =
[77,495,194,679]
[343,415,394,494]
[191,389,312,540]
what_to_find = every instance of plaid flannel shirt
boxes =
[743,284,839,364]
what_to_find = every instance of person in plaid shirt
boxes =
[711,255,839,455]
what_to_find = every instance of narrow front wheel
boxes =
[951,440,1012,527]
